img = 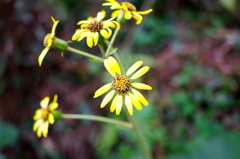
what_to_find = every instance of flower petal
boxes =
[124,11,132,19]
[112,21,120,30]
[51,16,59,35]
[72,29,85,41]
[129,92,142,110]
[125,94,133,115]
[48,113,55,124]
[108,56,121,75]
[131,88,148,106]
[102,2,114,6]
[132,12,143,25]
[104,59,116,77]
[77,21,90,25]
[101,90,115,108]
[126,61,143,76]
[116,94,123,115]
[122,3,128,11]
[110,5,122,10]
[40,96,50,108]
[93,32,99,46]
[137,9,153,15]
[33,119,44,132]
[38,47,50,66]
[77,32,88,41]
[130,66,149,80]
[94,83,113,98]
[33,109,42,120]
[110,94,119,112]
[87,33,93,48]
[101,29,110,39]
[49,103,58,111]
[43,122,49,138]
[103,21,116,29]
[37,122,45,137]
[111,10,121,18]
[131,83,152,90]
[97,10,106,21]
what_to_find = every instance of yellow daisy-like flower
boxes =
[102,0,153,24]
[38,17,59,66]
[72,10,120,48]
[94,56,152,115]
[33,95,58,138]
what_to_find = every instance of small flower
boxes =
[94,56,152,115]
[72,10,120,48]
[103,0,153,24]
[33,95,58,138]
[38,17,59,66]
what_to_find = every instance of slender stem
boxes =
[98,44,106,59]
[116,53,153,159]
[113,52,125,74]
[61,114,133,129]
[105,28,119,57]
[67,46,104,62]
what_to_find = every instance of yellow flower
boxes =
[33,95,58,138]
[102,0,153,24]
[72,10,120,48]
[94,56,152,115]
[38,17,59,66]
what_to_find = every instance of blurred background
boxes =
[1,0,240,158]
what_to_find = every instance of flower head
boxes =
[94,57,152,115]
[38,17,59,66]
[72,10,120,48]
[103,0,153,24]
[33,95,58,138]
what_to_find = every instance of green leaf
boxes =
[219,0,236,12]
[109,48,118,56]
[0,120,19,150]
[89,58,102,63]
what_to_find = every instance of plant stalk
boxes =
[67,46,104,62]
[98,44,106,59]
[61,114,133,129]
[105,28,119,57]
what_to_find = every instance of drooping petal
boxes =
[110,94,119,112]
[104,59,116,77]
[38,47,50,66]
[101,90,115,108]
[94,83,113,98]
[116,94,123,115]
[48,113,55,124]
[130,66,149,80]
[40,96,50,108]
[97,10,106,21]
[77,21,90,25]
[111,10,121,18]
[77,32,88,42]
[125,94,133,115]
[87,33,93,48]
[43,122,49,138]
[102,2,114,6]
[106,28,113,37]
[124,11,132,19]
[93,32,99,46]
[112,21,120,30]
[131,83,152,90]
[129,92,142,110]
[131,88,148,106]
[108,56,121,75]
[103,21,116,29]
[72,29,85,41]
[51,17,59,35]
[33,119,44,132]
[131,12,143,25]
[37,122,45,137]
[110,5,122,10]
[100,29,110,39]
[126,61,143,76]
[137,9,153,15]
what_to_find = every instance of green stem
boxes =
[105,28,119,57]
[67,46,104,62]
[61,114,133,129]
[98,44,106,59]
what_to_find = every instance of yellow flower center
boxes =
[86,20,103,32]
[41,108,49,120]
[122,2,136,11]
[43,34,54,47]
[112,75,131,94]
